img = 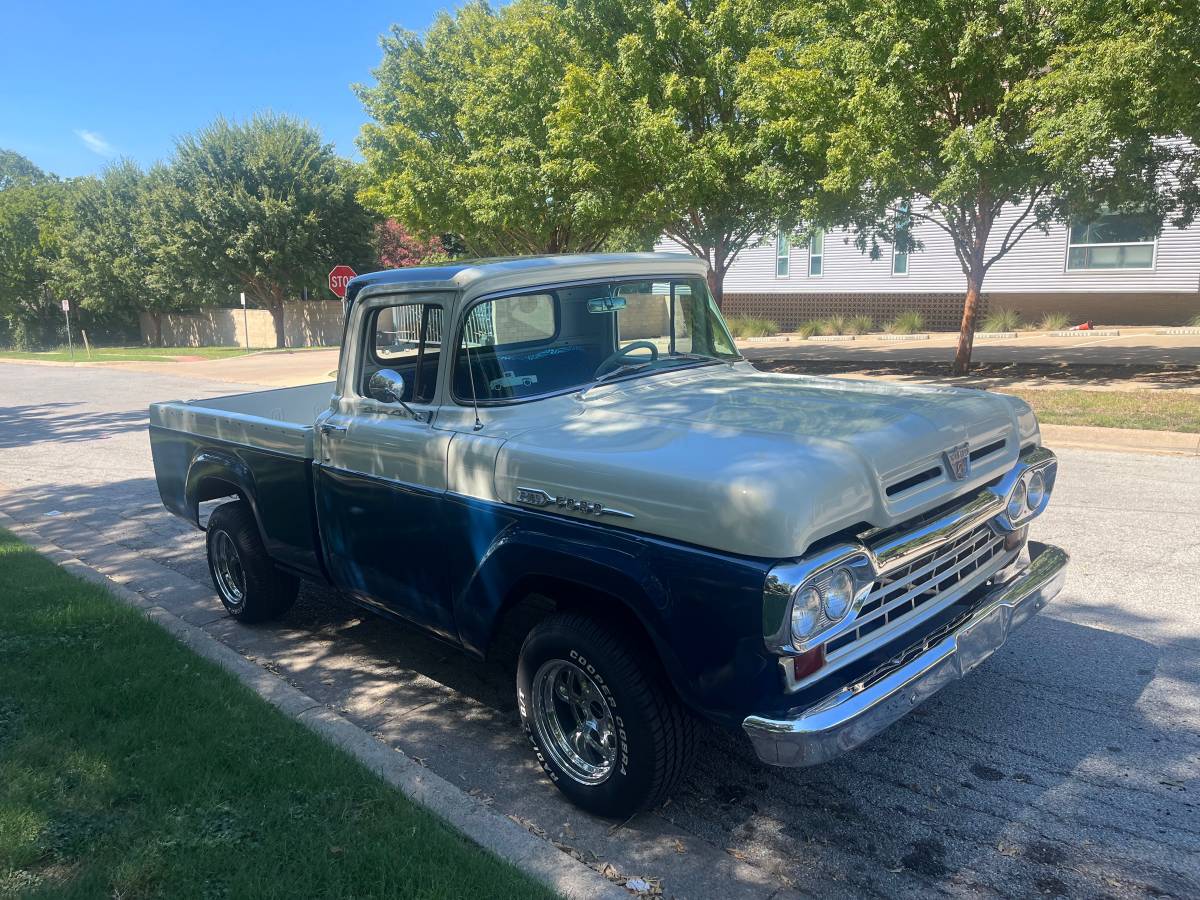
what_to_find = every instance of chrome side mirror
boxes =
[368,369,426,422]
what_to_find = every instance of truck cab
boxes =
[150,252,1067,817]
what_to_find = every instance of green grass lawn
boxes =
[0,346,252,363]
[0,529,557,899]
[1011,389,1200,433]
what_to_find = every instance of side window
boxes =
[364,303,442,403]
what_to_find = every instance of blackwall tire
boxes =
[205,500,298,623]
[516,612,695,818]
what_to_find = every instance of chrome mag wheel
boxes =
[532,659,619,785]
[211,530,246,607]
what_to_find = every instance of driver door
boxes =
[314,297,457,639]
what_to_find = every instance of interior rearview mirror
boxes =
[587,296,628,313]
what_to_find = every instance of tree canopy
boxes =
[158,114,377,347]
[562,0,797,305]
[0,150,54,193]
[357,0,671,257]
[746,0,1200,372]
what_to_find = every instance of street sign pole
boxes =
[61,298,74,361]
[240,292,249,350]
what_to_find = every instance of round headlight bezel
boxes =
[790,585,823,641]
[822,567,855,621]
[1026,468,1046,511]
[1006,478,1027,522]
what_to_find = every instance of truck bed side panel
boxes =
[149,424,324,578]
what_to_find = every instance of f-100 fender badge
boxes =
[943,441,971,481]
[515,487,635,519]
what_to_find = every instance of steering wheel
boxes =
[594,341,659,377]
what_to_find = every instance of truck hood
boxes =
[493,364,1038,559]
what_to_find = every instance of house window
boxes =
[808,230,824,276]
[776,232,790,277]
[893,202,910,276]
[1066,212,1156,270]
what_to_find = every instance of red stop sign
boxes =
[328,265,357,298]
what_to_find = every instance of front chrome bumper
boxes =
[743,541,1068,767]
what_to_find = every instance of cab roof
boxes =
[343,252,706,308]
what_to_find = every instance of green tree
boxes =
[1028,1,1200,228]
[747,0,1199,373]
[562,0,796,307]
[0,149,52,191]
[357,0,669,257]
[51,161,171,344]
[0,179,71,349]
[161,114,376,348]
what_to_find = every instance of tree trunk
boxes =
[706,263,725,310]
[151,312,163,348]
[269,298,285,349]
[953,270,985,375]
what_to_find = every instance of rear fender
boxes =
[184,449,264,535]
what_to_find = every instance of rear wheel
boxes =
[205,500,298,622]
[517,612,695,818]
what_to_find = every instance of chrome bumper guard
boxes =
[743,541,1068,767]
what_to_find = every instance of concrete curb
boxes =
[876,333,930,342]
[1157,327,1200,336]
[0,510,628,900]
[808,334,856,342]
[975,331,1018,340]
[1046,329,1121,337]
[1040,423,1200,457]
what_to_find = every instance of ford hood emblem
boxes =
[943,442,971,481]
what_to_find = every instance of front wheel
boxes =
[517,613,695,818]
[205,500,298,623]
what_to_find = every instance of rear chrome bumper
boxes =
[743,541,1068,767]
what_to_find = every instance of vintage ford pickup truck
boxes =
[150,253,1068,816]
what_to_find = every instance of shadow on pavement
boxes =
[0,401,147,449]
[0,475,1195,900]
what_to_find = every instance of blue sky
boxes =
[0,1,456,178]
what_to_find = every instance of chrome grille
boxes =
[826,523,1006,658]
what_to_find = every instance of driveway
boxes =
[1,363,1197,899]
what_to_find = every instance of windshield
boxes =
[453,276,739,402]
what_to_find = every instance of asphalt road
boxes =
[1,362,1197,899]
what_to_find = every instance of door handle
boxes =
[319,422,348,435]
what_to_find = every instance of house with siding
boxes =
[657,204,1200,330]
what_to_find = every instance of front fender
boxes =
[449,500,777,726]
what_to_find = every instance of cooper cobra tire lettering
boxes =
[516,612,696,818]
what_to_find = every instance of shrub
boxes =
[797,320,822,338]
[1189,312,1200,327]
[1039,311,1071,331]
[980,308,1022,333]
[725,314,779,338]
[820,314,848,335]
[886,310,925,334]
[847,315,874,335]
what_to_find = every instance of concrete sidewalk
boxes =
[739,326,1200,370]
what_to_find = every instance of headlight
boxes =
[822,568,855,621]
[1026,469,1046,510]
[1007,479,1027,521]
[791,586,823,640]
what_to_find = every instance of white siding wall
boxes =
[657,202,1200,295]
